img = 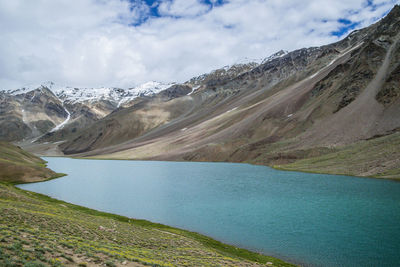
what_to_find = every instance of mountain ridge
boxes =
[4,81,174,106]
[0,81,174,142]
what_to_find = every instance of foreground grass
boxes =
[0,183,294,267]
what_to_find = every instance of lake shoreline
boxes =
[27,141,399,180]
[72,155,400,181]
[6,179,296,267]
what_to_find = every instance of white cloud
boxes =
[0,0,399,89]
[158,0,210,17]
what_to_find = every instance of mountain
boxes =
[0,81,172,142]
[0,85,66,141]
[6,5,400,179]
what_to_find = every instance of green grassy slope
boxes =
[0,183,294,267]
[273,132,400,179]
[0,142,62,183]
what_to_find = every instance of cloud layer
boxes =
[0,0,398,89]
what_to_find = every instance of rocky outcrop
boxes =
[159,84,192,100]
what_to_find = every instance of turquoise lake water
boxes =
[18,158,400,267]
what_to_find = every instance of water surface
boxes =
[18,158,400,266]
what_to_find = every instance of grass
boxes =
[274,132,400,179]
[0,183,295,267]
[0,142,62,183]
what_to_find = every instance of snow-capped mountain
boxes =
[0,80,175,142]
[231,50,289,66]
[4,81,174,107]
[117,81,175,107]
[261,49,289,64]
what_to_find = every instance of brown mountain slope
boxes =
[0,142,59,183]
[57,91,195,154]
[60,36,351,155]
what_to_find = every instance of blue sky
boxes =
[129,0,227,25]
[0,0,399,89]
[130,0,393,36]
[331,0,393,36]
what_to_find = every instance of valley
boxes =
[1,6,400,180]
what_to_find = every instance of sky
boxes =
[0,0,399,89]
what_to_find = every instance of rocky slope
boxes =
[8,5,400,179]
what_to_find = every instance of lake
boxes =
[18,158,400,266]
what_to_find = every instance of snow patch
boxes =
[188,85,200,95]
[261,50,289,64]
[50,106,71,132]
[307,42,363,80]
[226,107,238,113]
[117,81,173,107]
[21,109,28,124]
[30,91,36,101]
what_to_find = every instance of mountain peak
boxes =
[261,50,288,64]
[379,4,400,27]
[390,4,400,14]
